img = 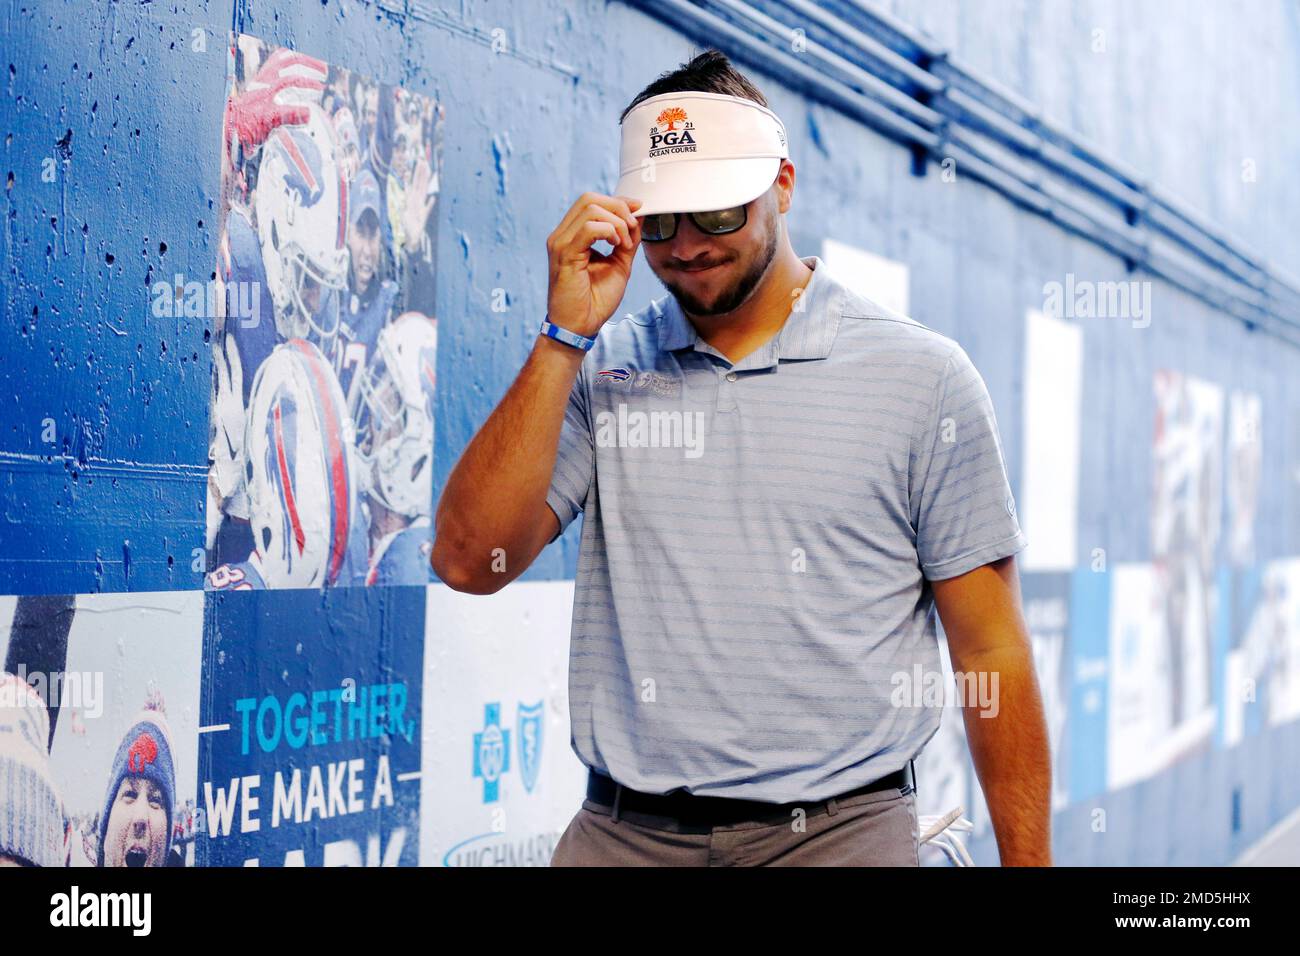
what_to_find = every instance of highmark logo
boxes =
[454,699,555,866]
[471,699,546,803]
[595,403,705,459]
[472,702,510,804]
[648,106,697,158]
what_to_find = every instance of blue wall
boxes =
[2,0,1298,865]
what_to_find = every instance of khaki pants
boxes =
[550,785,921,866]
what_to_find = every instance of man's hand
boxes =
[546,193,642,337]
[931,555,1053,866]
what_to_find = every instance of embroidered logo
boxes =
[634,371,681,397]
[648,107,697,158]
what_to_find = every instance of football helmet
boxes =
[356,313,437,518]
[244,338,357,588]
[254,104,350,352]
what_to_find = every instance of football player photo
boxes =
[206,36,443,591]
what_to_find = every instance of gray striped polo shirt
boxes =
[546,254,1027,802]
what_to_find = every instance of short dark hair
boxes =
[620,49,768,124]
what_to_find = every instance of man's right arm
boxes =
[430,336,583,593]
[431,192,642,593]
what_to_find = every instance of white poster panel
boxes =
[1262,559,1300,727]
[1020,309,1082,571]
[1151,371,1223,741]
[1107,563,1171,790]
[821,237,910,317]
[0,592,203,867]
[1226,391,1263,567]
[1107,563,1215,789]
[419,581,587,866]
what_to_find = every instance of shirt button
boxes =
[726,372,738,382]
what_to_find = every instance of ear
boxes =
[774,159,795,214]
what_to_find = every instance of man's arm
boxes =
[431,193,642,593]
[931,554,1053,866]
[430,337,578,593]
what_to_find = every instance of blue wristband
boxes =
[540,317,597,352]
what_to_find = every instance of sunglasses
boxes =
[639,204,748,242]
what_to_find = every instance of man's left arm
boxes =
[931,554,1052,866]
[910,343,1049,866]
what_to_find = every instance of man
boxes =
[433,50,1052,866]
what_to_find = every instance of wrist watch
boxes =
[539,316,597,352]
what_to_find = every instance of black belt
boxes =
[585,761,915,831]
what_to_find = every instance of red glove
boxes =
[224,48,328,152]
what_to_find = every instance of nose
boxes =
[668,215,718,263]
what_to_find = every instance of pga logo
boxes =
[649,127,696,149]
[648,107,697,158]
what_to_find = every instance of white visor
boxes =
[614,91,788,217]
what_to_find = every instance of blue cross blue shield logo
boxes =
[472,702,511,803]
[516,700,544,794]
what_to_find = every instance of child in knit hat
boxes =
[96,690,176,867]
[0,672,66,866]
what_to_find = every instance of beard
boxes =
[658,210,780,318]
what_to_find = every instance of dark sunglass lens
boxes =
[641,213,677,242]
[692,206,746,234]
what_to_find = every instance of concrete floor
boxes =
[1234,806,1300,866]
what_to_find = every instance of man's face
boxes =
[102,775,168,867]
[349,213,381,290]
[641,180,782,318]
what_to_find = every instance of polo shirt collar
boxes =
[654,255,844,367]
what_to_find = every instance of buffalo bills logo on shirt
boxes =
[648,107,697,158]
[596,367,631,383]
